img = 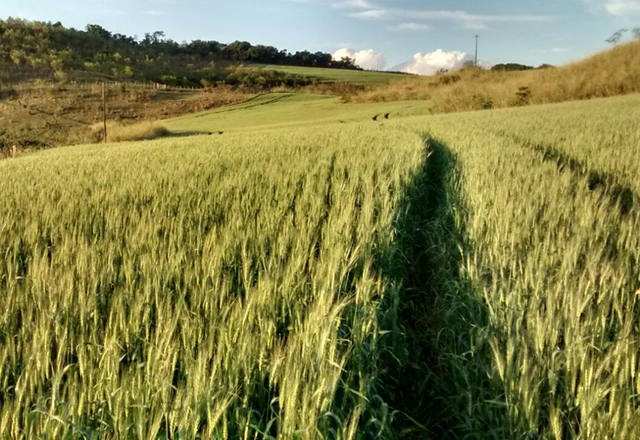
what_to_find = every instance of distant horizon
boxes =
[2,0,640,74]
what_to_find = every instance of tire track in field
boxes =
[193,93,292,117]
[507,133,637,216]
[382,136,501,438]
[514,134,640,289]
[303,153,337,274]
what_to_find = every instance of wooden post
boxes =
[102,82,107,143]
[474,34,479,67]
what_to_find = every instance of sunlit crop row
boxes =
[400,95,640,438]
[0,126,423,439]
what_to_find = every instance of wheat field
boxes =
[1,93,639,438]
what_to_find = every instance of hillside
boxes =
[355,39,640,111]
[0,18,411,153]
[0,82,252,154]
[4,38,639,155]
[0,18,359,86]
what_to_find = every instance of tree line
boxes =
[0,18,359,85]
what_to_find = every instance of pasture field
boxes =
[164,93,433,135]
[1,92,639,438]
[248,65,408,85]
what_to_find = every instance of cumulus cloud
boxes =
[332,48,387,70]
[401,49,468,76]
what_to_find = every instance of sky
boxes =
[2,0,640,74]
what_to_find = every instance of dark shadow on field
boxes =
[164,130,222,138]
[529,140,636,216]
[380,138,508,439]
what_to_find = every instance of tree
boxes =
[491,63,533,72]
[223,41,252,61]
[606,28,626,44]
[142,31,166,46]
[86,24,112,40]
[606,27,640,44]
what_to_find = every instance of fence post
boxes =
[102,82,108,143]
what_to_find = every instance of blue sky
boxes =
[3,0,640,72]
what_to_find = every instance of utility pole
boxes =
[474,34,479,67]
[102,82,107,143]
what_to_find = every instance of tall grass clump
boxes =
[89,121,171,143]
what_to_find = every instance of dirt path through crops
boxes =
[382,137,496,438]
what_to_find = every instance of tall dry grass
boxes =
[356,40,640,112]
[90,121,171,143]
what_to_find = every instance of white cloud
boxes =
[401,49,468,76]
[341,0,374,7]
[332,48,387,70]
[295,0,554,28]
[388,22,431,32]
[346,6,553,29]
[605,0,640,15]
[331,0,375,8]
[583,0,640,15]
[350,9,388,19]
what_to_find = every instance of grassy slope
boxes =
[164,93,432,134]
[0,63,407,154]
[355,39,640,111]
[250,64,408,84]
